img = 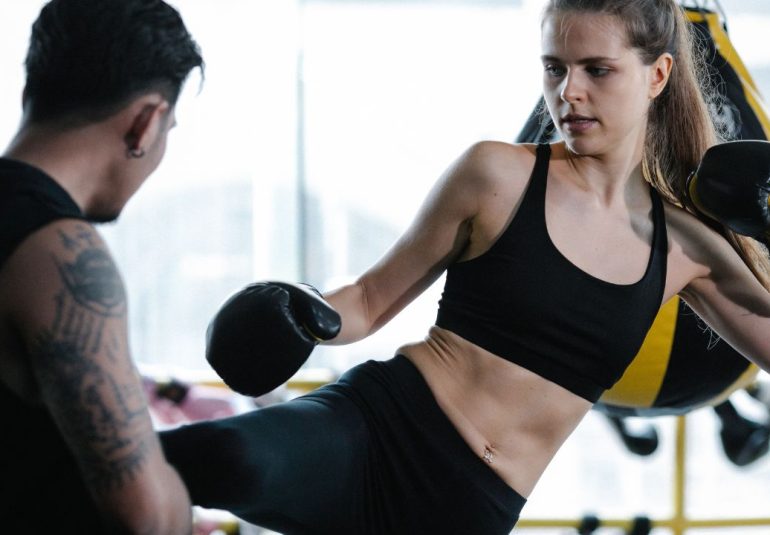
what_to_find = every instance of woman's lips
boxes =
[562,116,597,134]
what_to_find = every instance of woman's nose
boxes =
[560,70,586,103]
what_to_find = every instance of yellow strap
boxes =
[599,296,679,408]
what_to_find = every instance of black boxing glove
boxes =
[687,140,770,245]
[205,281,341,397]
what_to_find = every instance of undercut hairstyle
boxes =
[544,0,770,290]
[23,0,204,126]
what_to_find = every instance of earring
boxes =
[127,147,145,159]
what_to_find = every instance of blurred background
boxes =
[2,1,770,533]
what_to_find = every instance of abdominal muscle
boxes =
[398,325,593,497]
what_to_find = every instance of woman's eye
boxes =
[587,67,610,77]
[544,65,565,77]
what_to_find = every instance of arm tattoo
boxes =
[32,225,149,491]
[55,228,126,316]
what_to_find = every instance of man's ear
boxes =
[123,95,170,157]
[649,52,674,99]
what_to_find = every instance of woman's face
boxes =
[540,11,662,157]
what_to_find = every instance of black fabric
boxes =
[0,158,99,531]
[0,157,85,266]
[161,355,526,535]
[596,300,753,418]
[653,303,750,412]
[436,144,668,402]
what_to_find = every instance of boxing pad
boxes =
[688,140,770,244]
[206,281,341,397]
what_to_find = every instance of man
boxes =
[0,0,203,532]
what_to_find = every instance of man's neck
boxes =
[4,124,113,216]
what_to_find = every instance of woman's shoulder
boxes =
[661,200,719,241]
[662,200,715,244]
[660,198,744,271]
[453,141,539,188]
[461,140,538,164]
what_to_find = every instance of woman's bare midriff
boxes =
[398,325,592,498]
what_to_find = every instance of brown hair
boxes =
[544,0,770,289]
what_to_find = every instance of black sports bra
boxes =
[435,144,668,402]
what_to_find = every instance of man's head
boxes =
[23,0,203,127]
[18,0,203,222]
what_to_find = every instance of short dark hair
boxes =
[23,0,204,125]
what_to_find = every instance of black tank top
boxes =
[436,144,668,402]
[0,158,101,531]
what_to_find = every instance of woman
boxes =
[161,1,770,533]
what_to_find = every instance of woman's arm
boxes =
[324,141,535,344]
[673,211,770,369]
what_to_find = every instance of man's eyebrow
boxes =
[540,55,620,63]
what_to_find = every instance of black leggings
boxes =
[160,356,525,535]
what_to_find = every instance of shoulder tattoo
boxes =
[31,225,149,491]
[55,226,126,317]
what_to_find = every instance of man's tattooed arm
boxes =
[26,223,154,491]
[7,219,192,532]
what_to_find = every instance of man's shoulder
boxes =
[0,163,87,272]
[1,219,120,321]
